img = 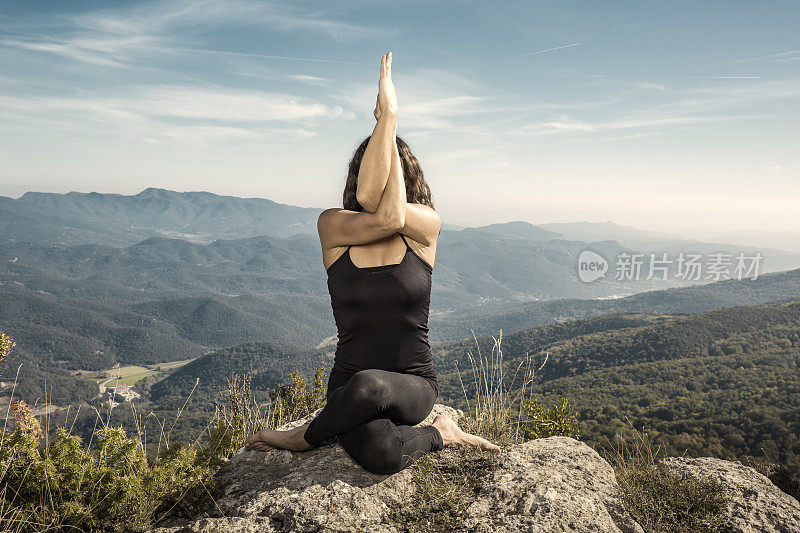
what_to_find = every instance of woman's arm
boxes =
[356,52,398,213]
[356,112,396,212]
[318,135,407,248]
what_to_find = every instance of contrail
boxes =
[507,42,583,60]
[661,76,760,79]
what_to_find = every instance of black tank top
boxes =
[326,233,438,390]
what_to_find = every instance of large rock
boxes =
[151,404,643,532]
[660,457,800,533]
[460,436,643,533]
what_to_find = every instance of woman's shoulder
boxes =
[317,207,344,223]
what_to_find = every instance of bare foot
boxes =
[432,414,501,455]
[244,421,315,452]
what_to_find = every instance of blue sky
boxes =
[0,0,798,234]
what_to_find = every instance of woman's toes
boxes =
[432,415,502,455]
[479,438,501,455]
[249,441,274,452]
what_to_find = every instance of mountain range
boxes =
[2,188,800,411]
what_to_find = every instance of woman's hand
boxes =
[376,51,397,119]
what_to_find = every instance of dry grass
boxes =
[601,420,729,533]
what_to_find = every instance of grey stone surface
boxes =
[459,436,643,533]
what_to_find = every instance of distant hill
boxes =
[0,348,98,407]
[467,221,561,241]
[432,301,800,469]
[0,291,207,371]
[535,220,800,272]
[537,221,676,248]
[429,267,800,342]
[0,188,322,246]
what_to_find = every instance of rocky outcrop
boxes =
[660,456,800,533]
[152,404,641,532]
[151,404,800,533]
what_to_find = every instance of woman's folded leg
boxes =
[337,416,444,475]
[303,368,437,446]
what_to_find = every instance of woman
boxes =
[245,52,500,474]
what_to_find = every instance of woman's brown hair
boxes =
[343,136,434,211]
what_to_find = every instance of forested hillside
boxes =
[148,340,330,405]
[433,301,800,469]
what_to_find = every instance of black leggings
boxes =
[302,368,444,474]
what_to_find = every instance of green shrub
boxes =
[522,395,580,440]
[0,399,226,532]
[455,331,552,446]
[266,364,326,429]
[209,363,327,459]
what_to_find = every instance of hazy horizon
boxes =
[3,185,800,254]
[1,1,798,235]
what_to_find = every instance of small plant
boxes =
[601,422,729,533]
[522,394,580,440]
[0,333,337,531]
[0,333,13,370]
[0,398,225,532]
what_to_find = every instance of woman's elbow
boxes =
[379,211,405,232]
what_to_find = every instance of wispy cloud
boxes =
[289,74,331,84]
[656,79,800,114]
[0,85,348,145]
[161,47,370,65]
[510,114,755,137]
[1,0,378,69]
[658,76,760,79]
[0,0,373,147]
[72,0,379,41]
